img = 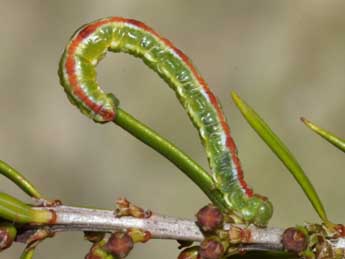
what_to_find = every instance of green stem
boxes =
[0,160,42,199]
[0,192,53,224]
[114,108,228,211]
[20,247,35,259]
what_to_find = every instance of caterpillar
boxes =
[58,17,273,226]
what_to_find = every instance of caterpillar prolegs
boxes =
[59,17,273,226]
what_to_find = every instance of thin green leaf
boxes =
[301,117,345,153]
[0,192,53,224]
[0,160,42,199]
[231,92,328,223]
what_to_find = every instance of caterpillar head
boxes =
[92,93,119,123]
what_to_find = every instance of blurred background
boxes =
[1,1,345,258]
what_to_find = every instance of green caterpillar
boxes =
[59,17,273,226]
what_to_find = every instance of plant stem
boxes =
[20,248,35,259]
[31,205,283,246]
[13,205,345,255]
[114,108,228,211]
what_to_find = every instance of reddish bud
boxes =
[178,246,199,259]
[105,232,134,258]
[334,224,345,237]
[199,239,224,259]
[196,205,223,232]
[0,223,16,251]
[282,228,307,253]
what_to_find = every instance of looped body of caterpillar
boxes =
[59,17,273,226]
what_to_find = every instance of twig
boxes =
[17,205,282,250]
[10,205,345,257]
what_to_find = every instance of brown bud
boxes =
[282,227,307,253]
[115,198,130,217]
[0,223,16,251]
[105,232,134,258]
[178,246,199,259]
[196,205,223,232]
[199,239,224,259]
[228,226,242,244]
[115,198,152,218]
[84,231,106,243]
[334,224,345,237]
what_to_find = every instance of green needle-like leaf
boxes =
[231,92,328,223]
[0,160,42,199]
[301,117,345,153]
[0,192,53,224]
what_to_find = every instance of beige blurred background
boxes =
[1,1,345,258]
